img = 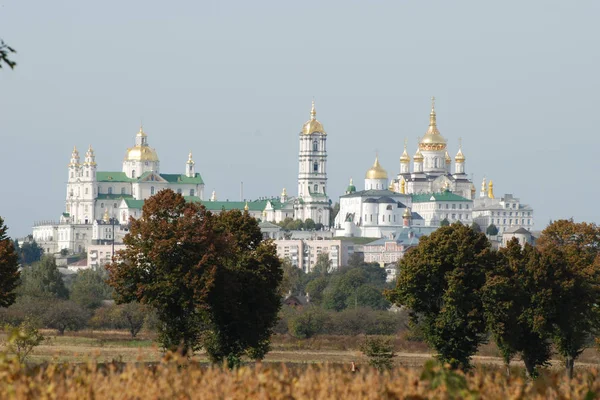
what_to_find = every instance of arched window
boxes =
[190,189,195,197]
[313,184,318,193]
[313,162,318,172]
[132,170,136,179]
[108,187,113,195]
[150,186,155,195]
[313,140,318,151]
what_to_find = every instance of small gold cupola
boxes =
[400,139,411,164]
[488,180,495,199]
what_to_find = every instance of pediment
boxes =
[138,172,167,183]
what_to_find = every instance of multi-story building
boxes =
[472,188,534,233]
[274,239,355,273]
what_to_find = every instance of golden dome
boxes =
[365,156,388,179]
[124,126,159,162]
[419,97,447,151]
[445,151,451,164]
[244,202,249,211]
[400,139,411,163]
[488,180,495,199]
[413,148,424,162]
[403,207,412,218]
[302,100,326,135]
[455,148,465,163]
[125,146,159,162]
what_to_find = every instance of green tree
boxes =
[0,217,19,307]
[3,319,44,363]
[313,253,331,274]
[107,190,223,355]
[279,258,305,296]
[536,219,600,379]
[203,209,283,365]
[18,256,68,299]
[288,306,328,339]
[440,218,450,227]
[304,218,316,230]
[351,285,390,310]
[386,223,493,370]
[347,252,365,269]
[70,269,113,309]
[470,222,481,233]
[289,219,305,231]
[360,336,395,371]
[0,40,16,69]
[486,224,499,236]
[44,300,89,335]
[278,217,294,230]
[304,276,330,304]
[482,239,551,377]
[15,238,43,265]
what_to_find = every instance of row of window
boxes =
[492,218,532,226]
[442,213,470,221]
[491,211,531,217]
[438,203,469,210]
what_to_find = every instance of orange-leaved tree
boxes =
[107,190,224,355]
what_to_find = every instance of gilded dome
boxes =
[445,151,451,164]
[400,140,411,163]
[125,146,159,162]
[419,97,447,151]
[365,156,388,179]
[455,148,466,163]
[124,126,159,162]
[413,148,424,162]
[302,100,326,135]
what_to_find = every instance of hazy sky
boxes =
[1,1,599,237]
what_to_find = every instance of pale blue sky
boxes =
[1,0,599,237]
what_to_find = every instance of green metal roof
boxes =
[161,173,204,185]
[123,199,145,209]
[96,171,133,182]
[97,193,134,200]
[411,191,472,203]
[97,171,203,185]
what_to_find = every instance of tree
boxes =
[482,239,551,377]
[470,222,481,233]
[203,209,283,366]
[304,276,329,305]
[535,219,600,379]
[289,219,305,231]
[44,300,88,335]
[440,218,450,227]
[0,40,16,69]
[486,224,499,236]
[279,258,305,296]
[313,253,331,274]
[70,269,112,309]
[360,336,395,371]
[107,190,223,355]
[304,218,316,231]
[347,253,365,269]
[15,238,43,265]
[0,217,19,308]
[351,285,390,310]
[330,202,340,227]
[386,223,493,370]
[288,306,328,339]
[114,302,149,338]
[18,256,68,300]
[314,223,324,231]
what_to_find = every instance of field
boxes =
[1,330,600,398]
[11,329,600,370]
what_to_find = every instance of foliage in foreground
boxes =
[0,356,598,399]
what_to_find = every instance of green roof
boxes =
[97,171,204,185]
[96,171,133,182]
[97,194,134,200]
[123,199,145,209]
[161,173,204,185]
[411,191,472,203]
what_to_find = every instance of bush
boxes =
[2,319,44,363]
[288,307,329,339]
[360,336,395,371]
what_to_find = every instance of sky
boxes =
[1,0,599,238]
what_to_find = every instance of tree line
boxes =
[386,220,600,378]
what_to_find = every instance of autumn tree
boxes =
[0,217,20,308]
[386,223,493,370]
[536,219,600,379]
[482,239,552,377]
[203,209,283,366]
[107,190,224,354]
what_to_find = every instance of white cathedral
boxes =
[33,101,331,255]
